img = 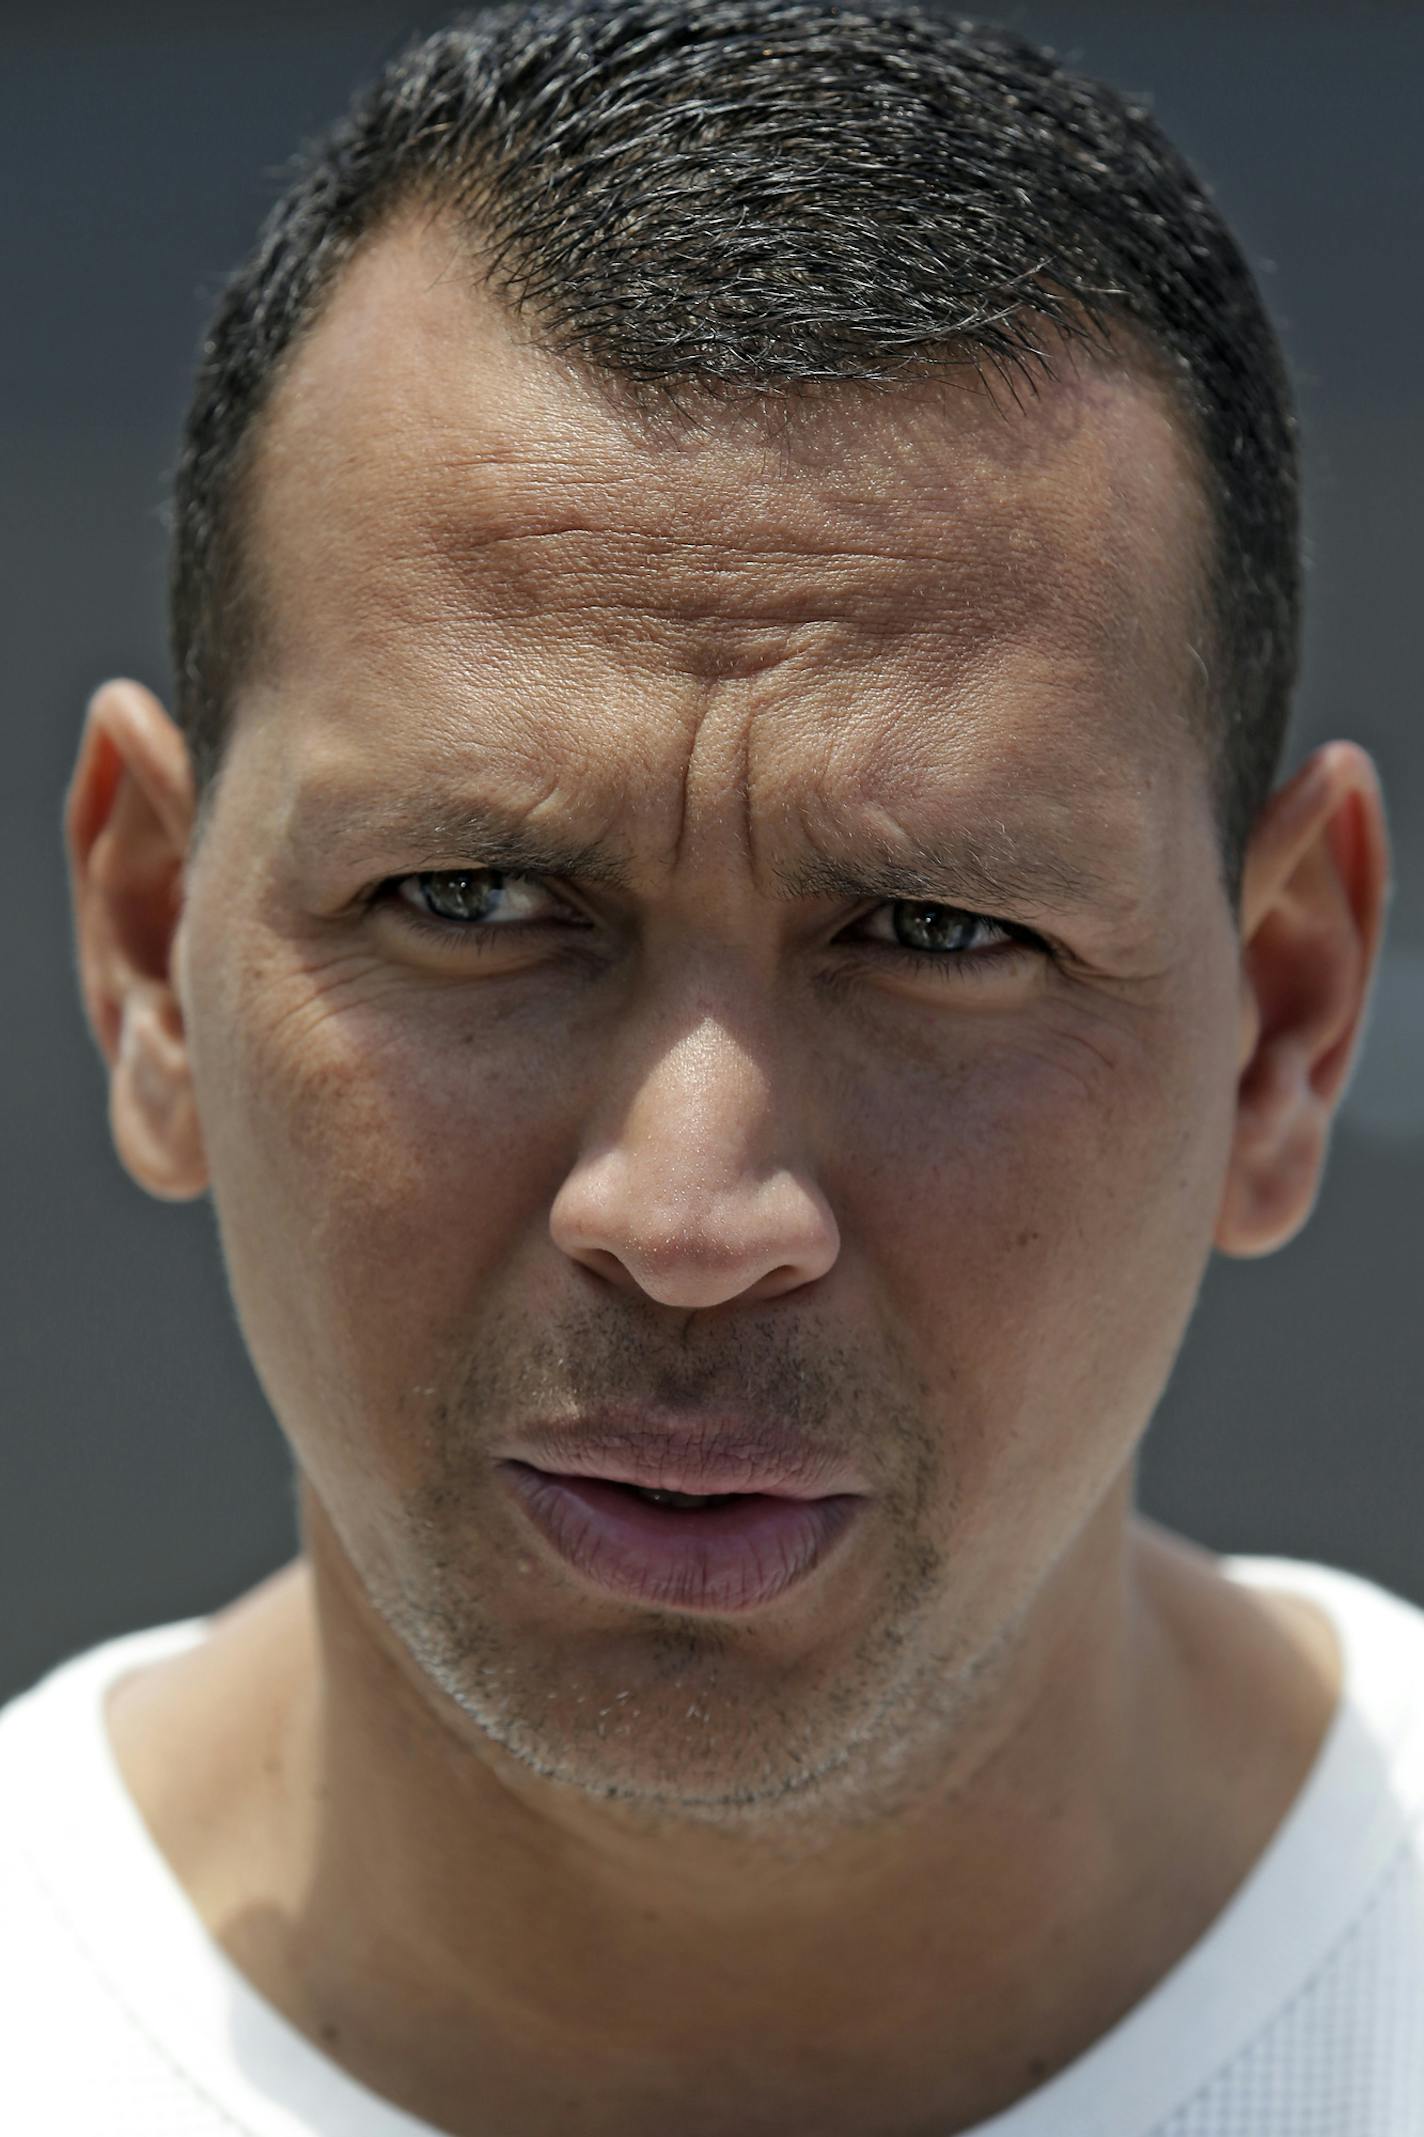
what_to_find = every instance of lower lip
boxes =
[499,1463,864,1614]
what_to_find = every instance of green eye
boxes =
[397,870,557,927]
[848,899,1046,984]
[889,902,1006,954]
[410,870,505,923]
[864,900,1019,956]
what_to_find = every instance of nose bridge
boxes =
[627,995,774,1184]
[548,956,840,1308]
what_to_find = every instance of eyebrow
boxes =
[287,794,635,887]
[774,834,1109,916]
[293,792,1113,917]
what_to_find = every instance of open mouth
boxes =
[619,1486,738,1509]
[498,1462,863,1612]
[522,1472,791,1527]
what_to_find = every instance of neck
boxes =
[109,1488,1340,2137]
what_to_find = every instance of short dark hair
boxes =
[169,0,1300,892]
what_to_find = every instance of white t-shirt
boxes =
[3,1554,1424,2136]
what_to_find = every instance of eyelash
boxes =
[372,874,1048,982]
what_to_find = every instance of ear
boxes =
[1215,741,1390,1257]
[65,678,208,1200]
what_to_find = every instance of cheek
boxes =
[833,979,1239,1524]
[185,926,571,1467]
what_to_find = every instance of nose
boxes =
[548,1010,840,1309]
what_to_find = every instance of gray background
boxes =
[4,1,1420,1703]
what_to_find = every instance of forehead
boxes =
[235,214,1212,870]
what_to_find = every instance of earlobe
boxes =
[66,679,210,1201]
[109,985,209,1201]
[1214,743,1390,1258]
[1214,1040,1329,1257]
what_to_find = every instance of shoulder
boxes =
[0,1567,314,2134]
[0,1619,212,2130]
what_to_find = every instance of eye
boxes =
[855,900,1038,962]
[392,869,563,929]
[865,901,1008,955]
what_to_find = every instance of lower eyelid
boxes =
[876,938,1037,972]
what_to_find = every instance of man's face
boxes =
[174,218,1240,1819]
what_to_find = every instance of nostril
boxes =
[743,1261,811,1302]
[550,1163,840,1307]
[570,1245,641,1291]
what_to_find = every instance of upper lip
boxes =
[497,1410,869,1500]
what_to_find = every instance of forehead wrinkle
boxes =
[253,472,1079,693]
[411,437,1114,630]
[263,394,1128,679]
[368,505,1121,697]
